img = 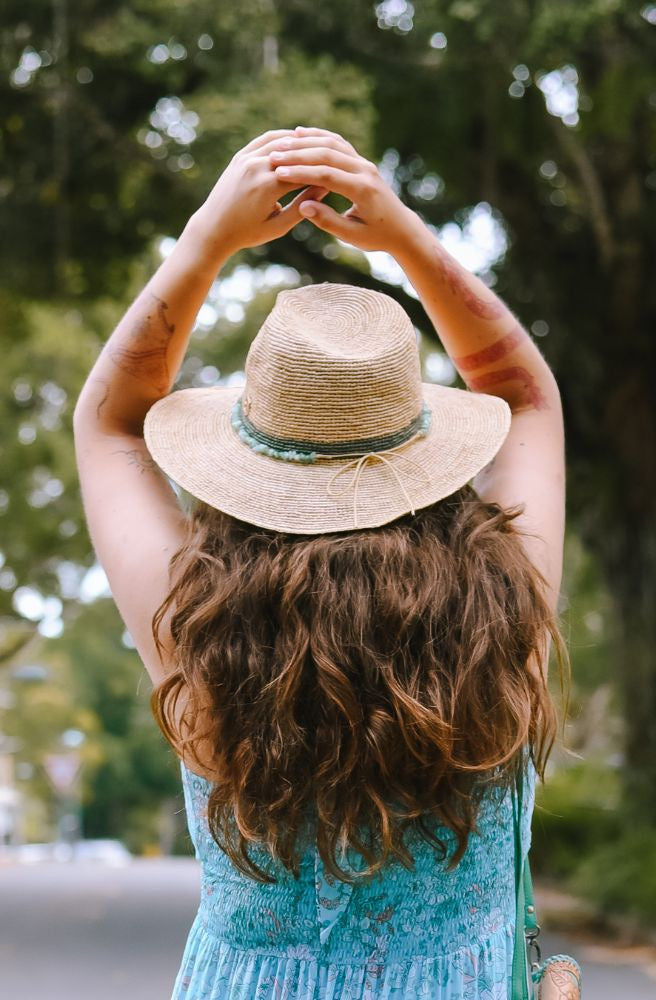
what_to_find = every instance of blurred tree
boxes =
[0,0,374,297]
[61,596,182,849]
[1,0,655,829]
[4,597,183,849]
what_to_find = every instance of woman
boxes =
[74,125,568,999]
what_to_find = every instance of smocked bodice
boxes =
[177,755,536,970]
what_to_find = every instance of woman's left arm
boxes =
[73,128,326,684]
[74,127,327,436]
[74,221,229,438]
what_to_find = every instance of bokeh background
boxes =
[1,0,656,984]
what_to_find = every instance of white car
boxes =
[71,839,132,865]
[7,839,132,865]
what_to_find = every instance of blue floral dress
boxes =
[171,753,536,999]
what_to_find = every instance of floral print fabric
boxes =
[171,753,536,999]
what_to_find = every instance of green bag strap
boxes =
[511,747,539,999]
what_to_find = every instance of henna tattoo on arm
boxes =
[453,323,526,372]
[107,293,175,394]
[464,365,550,411]
[433,246,506,321]
[451,320,552,412]
[113,446,160,474]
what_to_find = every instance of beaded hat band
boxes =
[144,282,511,534]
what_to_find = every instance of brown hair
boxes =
[150,484,569,884]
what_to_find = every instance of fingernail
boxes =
[300,203,317,217]
[275,166,290,176]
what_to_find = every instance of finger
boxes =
[243,154,306,191]
[281,185,330,218]
[258,134,356,158]
[265,186,328,219]
[265,187,330,237]
[239,128,298,154]
[265,200,284,221]
[293,125,356,153]
[290,129,357,154]
[243,155,334,197]
[297,199,365,240]
[243,153,338,185]
[272,164,368,201]
[268,146,364,174]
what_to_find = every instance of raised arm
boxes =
[73,129,328,683]
[270,125,565,613]
[389,214,558,416]
[390,217,565,615]
[74,129,327,437]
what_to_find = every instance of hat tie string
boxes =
[325,448,433,529]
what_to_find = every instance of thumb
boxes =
[285,185,329,217]
[266,186,329,239]
[298,199,363,241]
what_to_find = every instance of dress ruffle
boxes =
[172,911,515,999]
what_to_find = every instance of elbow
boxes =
[72,386,98,437]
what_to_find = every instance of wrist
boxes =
[180,209,237,270]
[388,207,436,264]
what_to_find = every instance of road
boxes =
[0,858,655,998]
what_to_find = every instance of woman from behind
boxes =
[73,125,568,999]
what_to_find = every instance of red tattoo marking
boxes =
[433,247,505,320]
[454,324,526,372]
[465,366,550,411]
[108,293,175,393]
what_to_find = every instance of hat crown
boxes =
[243,283,424,444]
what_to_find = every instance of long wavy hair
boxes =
[150,483,569,884]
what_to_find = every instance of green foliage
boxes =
[571,827,656,925]
[532,757,623,879]
[1,296,94,609]
[5,597,182,850]
[189,50,375,161]
[1,0,655,923]
[55,599,181,838]
[557,532,616,696]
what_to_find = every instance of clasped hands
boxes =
[194,125,417,259]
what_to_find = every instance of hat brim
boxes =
[143,384,511,534]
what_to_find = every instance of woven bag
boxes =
[511,753,583,999]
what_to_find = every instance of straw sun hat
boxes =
[143,282,511,534]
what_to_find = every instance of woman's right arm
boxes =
[269,126,565,614]
[389,213,560,415]
[387,212,565,618]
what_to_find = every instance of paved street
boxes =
[0,858,199,998]
[1,858,655,998]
